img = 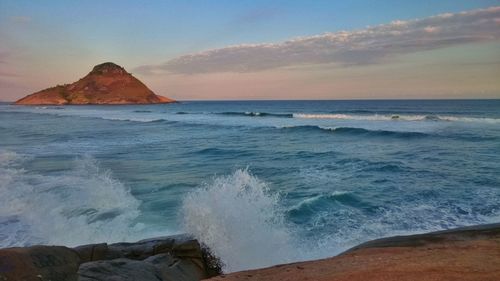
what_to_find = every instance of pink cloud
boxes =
[135,6,500,75]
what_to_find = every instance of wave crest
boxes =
[181,169,295,272]
[281,125,429,138]
[293,113,500,123]
[0,151,143,247]
[218,112,293,118]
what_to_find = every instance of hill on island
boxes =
[15,62,175,105]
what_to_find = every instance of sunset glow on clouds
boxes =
[0,1,499,101]
[135,7,500,75]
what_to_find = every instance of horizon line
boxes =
[2,97,500,103]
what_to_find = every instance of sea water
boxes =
[1,100,499,272]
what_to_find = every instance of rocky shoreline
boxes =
[0,234,220,281]
[1,223,499,281]
[211,223,500,281]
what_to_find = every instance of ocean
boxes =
[1,100,499,272]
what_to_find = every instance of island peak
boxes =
[91,62,127,75]
[15,62,175,105]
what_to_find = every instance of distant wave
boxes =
[18,106,500,124]
[288,191,354,213]
[35,106,65,110]
[195,147,255,157]
[217,111,293,118]
[281,125,429,138]
[9,108,171,124]
[89,116,170,123]
[293,113,500,123]
[189,111,500,123]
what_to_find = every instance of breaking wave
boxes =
[218,111,293,118]
[181,169,297,272]
[0,151,145,247]
[173,110,500,123]
[293,113,500,123]
[280,125,429,138]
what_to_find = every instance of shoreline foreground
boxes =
[0,223,498,281]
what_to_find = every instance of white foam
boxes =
[293,113,500,123]
[0,151,145,247]
[437,116,500,123]
[289,191,350,210]
[293,113,421,121]
[181,169,297,272]
[331,190,350,196]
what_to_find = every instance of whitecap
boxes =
[181,169,296,272]
[0,151,145,247]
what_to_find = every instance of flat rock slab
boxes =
[73,234,203,262]
[78,253,208,281]
[207,223,500,281]
[78,258,163,281]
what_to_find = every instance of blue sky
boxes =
[1,0,499,100]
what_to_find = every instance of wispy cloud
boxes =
[135,6,500,75]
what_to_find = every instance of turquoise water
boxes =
[1,100,499,271]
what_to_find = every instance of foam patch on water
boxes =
[293,113,500,123]
[0,151,145,247]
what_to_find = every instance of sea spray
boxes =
[181,169,297,272]
[0,151,144,247]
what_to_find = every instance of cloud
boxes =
[134,6,500,75]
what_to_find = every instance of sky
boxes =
[0,0,499,101]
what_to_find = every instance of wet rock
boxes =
[74,243,108,263]
[77,253,207,281]
[74,234,205,262]
[77,258,162,281]
[0,245,80,281]
[147,253,207,281]
[0,234,220,281]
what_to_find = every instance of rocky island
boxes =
[15,62,175,105]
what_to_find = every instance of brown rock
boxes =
[77,258,162,281]
[0,245,80,281]
[72,234,220,280]
[77,253,208,281]
[15,62,175,105]
[146,253,208,281]
[206,223,500,281]
[73,243,108,263]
